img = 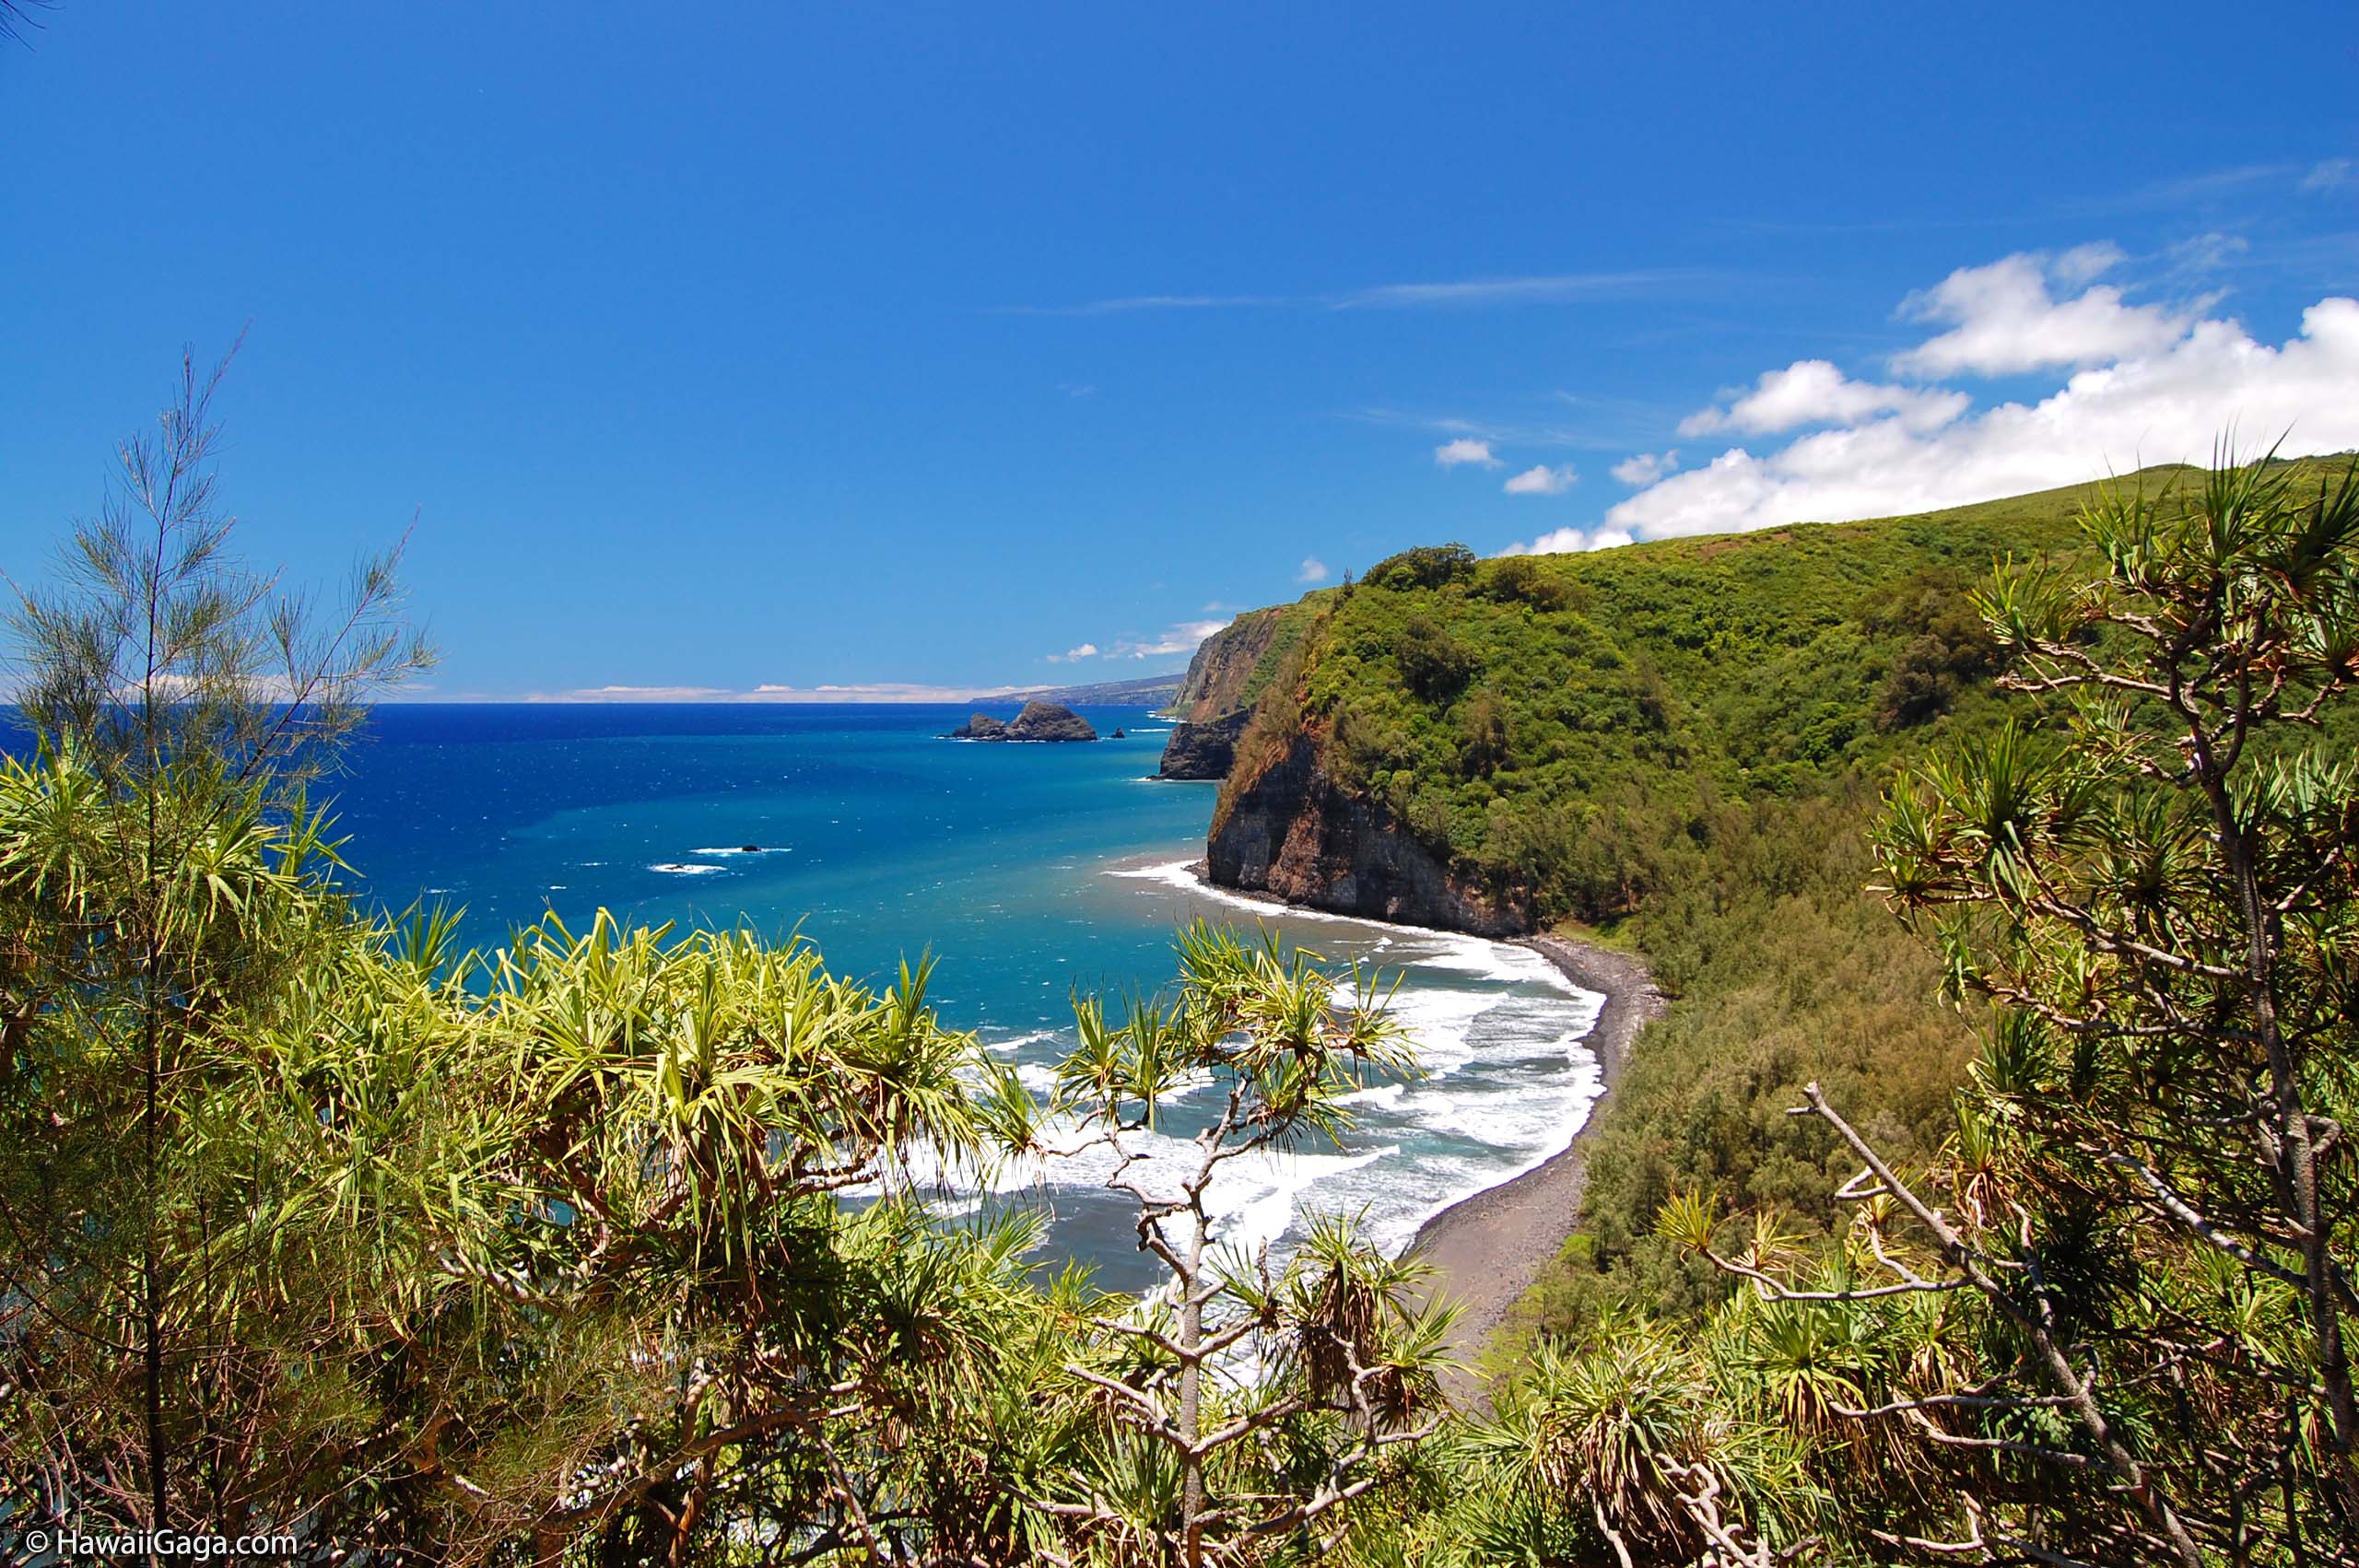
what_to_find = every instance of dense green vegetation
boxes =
[1282,485,2111,927]
[7,366,2355,1563]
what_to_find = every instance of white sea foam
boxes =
[649,861,729,876]
[691,846,788,856]
[1091,855,1613,1261]
[1104,858,1582,998]
[860,860,1616,1277]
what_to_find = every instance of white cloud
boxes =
[1891,248,2190,378]
[1610,450,1679,486]
[1503,463,1579,496]
[1047,642,1100,662]
[2302,158,2352,193]
[1114,618,1233,659]
[1607,295,2359,542]
[1679,360,1969,437]
[1497,525,1635,556]
[1435,438,1500,468]
[1297,557,1330,583]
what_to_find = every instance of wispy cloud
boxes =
[2078,162,2303,214]
[1331,270,1706,309]
[2303,158,2353,193]
[999,293,1288,317]
[1296,556,1330,583]
[1006,270,1706,317]
[1046,642,1100,662]
[1503,463,1578,496]
[2165,231,2250,275]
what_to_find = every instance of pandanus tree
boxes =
[1022,922,1458,1565]
[1662,448,2359,1564]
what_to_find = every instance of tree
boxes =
[1027,923,1456,1565]
[1,345,430,1535]
[1667,449,2359,1563]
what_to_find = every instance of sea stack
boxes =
[943,701,1098,743]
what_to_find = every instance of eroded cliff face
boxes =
[1168,607,1292,721]
[1207,731,1529,935]
[1155,710,1248,779]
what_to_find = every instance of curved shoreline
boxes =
[1154,858,1663,1387]
[1409,934,1663,1394]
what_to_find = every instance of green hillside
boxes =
[1226,472,2146,926]
[1215,459,2354,1336]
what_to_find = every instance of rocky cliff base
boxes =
[1206,733,1527,934]
[1155,710,1249,779]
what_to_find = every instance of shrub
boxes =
[1366,542,1477,592]
[1394,613,1475,700]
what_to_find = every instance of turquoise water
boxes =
[323,704,1606,1293]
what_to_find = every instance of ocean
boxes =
[59,703,1610,1294]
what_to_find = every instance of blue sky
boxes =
[3,4,2354,699]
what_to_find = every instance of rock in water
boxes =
[940,703,1097,743]
[1004,701,1097,742]
[1156,710,1250,779]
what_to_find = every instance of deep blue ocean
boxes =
[30,703,1605,1293]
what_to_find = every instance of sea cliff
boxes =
[1154,710,1247,780]
[1155,604,1320,780]
[1207,731,1528,933]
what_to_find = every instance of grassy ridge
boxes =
[1232,473,2117,929]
